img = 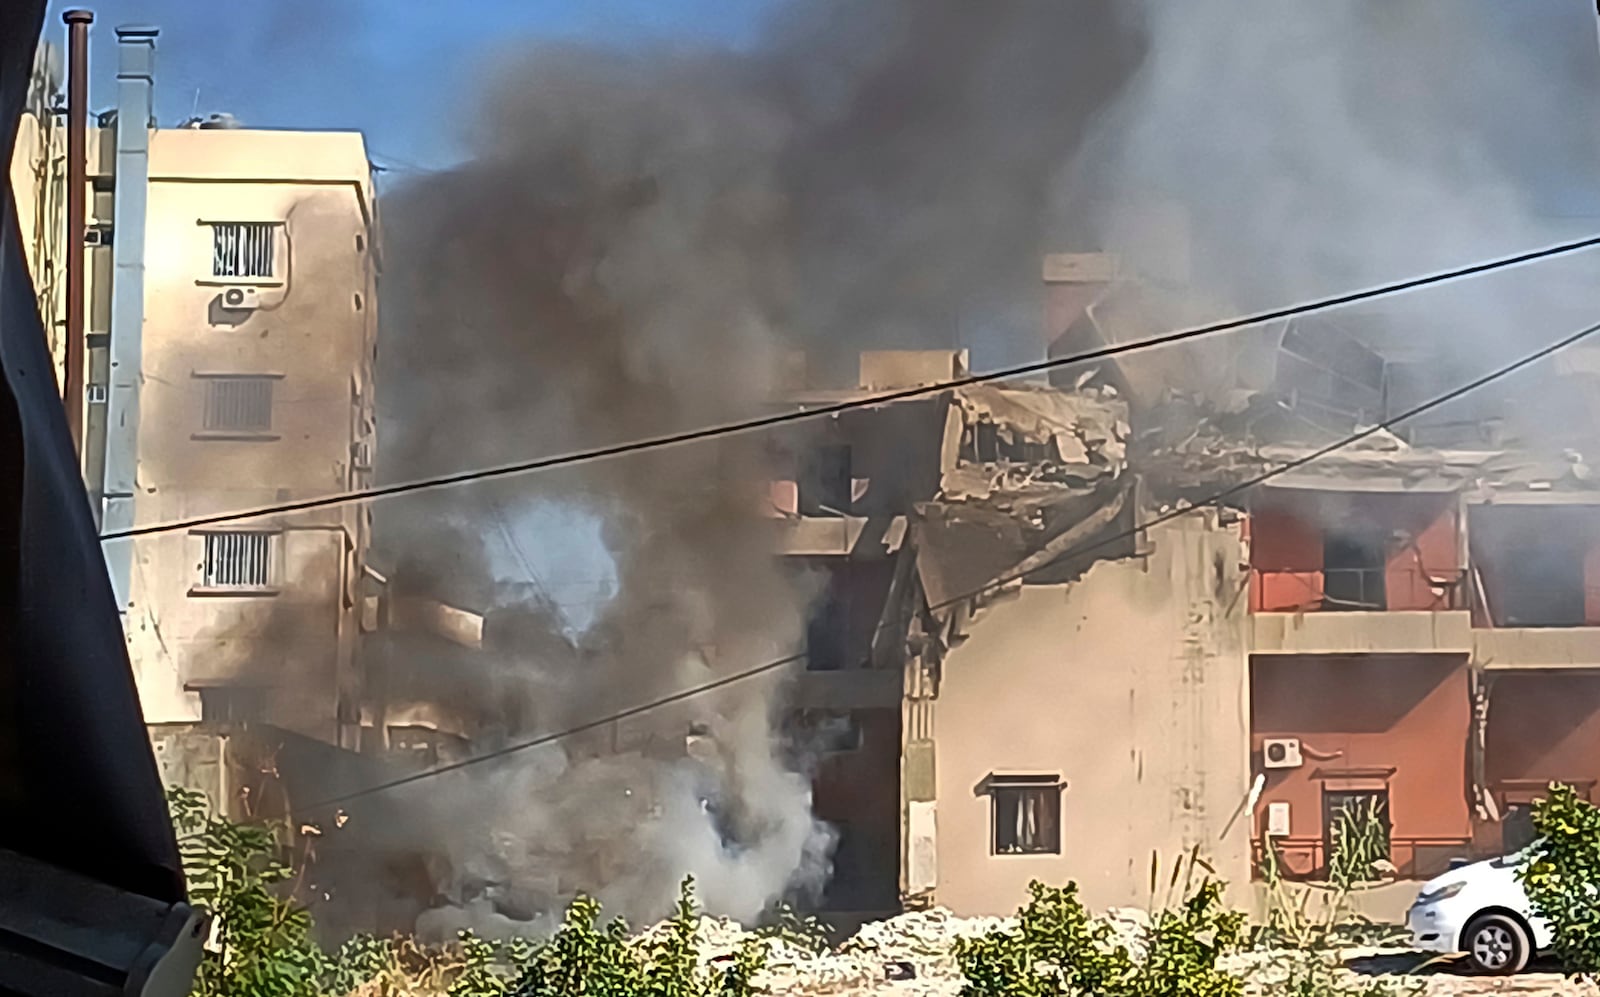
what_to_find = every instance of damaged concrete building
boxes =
[767,251,1600,922]
[764,344,1229,920]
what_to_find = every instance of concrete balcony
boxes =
[1251,611,1474,655]
[1473,627,1600,671]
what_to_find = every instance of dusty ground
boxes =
[1249,950,1598,997]
[681,910,1600,997]
[1342,953,1597,997]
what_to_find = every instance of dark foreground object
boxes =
[0,1,200,994]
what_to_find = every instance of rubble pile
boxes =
[941,384,1130,504]
[661,906,1158,996]
[681,910,1597,997]
[676,908,1013,995]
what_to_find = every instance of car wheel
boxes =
[1463,913,1531,975]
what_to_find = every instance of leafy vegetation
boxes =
[952,864,1246,997]
[171,789,765,996]
[173,786,1433,997]
[1257,801,1402,951]
[1325,797,1391,888]
[504,880,767,997]
[955,846,1415,997]
[1521,781,1600,975]
[169,786,329,996]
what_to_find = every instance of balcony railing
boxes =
[1252,566,1469,613]
[1320,568,1388,611]
[1252,835,1473,882]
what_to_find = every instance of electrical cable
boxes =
[100,233,1600,541]
[290,315,1600,817]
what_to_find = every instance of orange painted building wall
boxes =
[1248,505,1324,610]
[1486,673,1600,798]
[1249,491,1461,613]
[1470,504,1600,627]
[1250,654,1471,878]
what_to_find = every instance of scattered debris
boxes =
[941,384,1129,504]
[883,960,916,981]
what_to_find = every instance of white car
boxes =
[1407,848,1551,975]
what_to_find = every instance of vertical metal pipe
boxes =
[102,25,157,612]
[62,9,93,457]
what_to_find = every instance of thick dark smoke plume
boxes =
[370,0,1600,932]
[375,0,1142,933]
[1064,0,1600,439]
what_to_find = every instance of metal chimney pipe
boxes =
[62,9,93,457]
[101,25,158,611]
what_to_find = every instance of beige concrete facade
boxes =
[1473,627,1600,671]
[11,121,378,748]
[923,513,1253,915]
[129,129,377,745]
[1251,610,1474,656]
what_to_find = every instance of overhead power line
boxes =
[291,315,1600,817]
[101,233,1600,542]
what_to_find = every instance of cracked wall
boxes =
[926,512,1250,915]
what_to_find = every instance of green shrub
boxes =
[323,934,400,994]
[1326,798,1391,889]
[1257,800,1404,953]
[1140,881,1246,997]
[168,787,329,997]
[954,881,1133,997]
[1521,781,1600,974]
[508,879,766,997]
[953,876,1244,997]
[450,930,515,997]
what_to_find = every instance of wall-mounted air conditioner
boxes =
[220,286,261,312]
[1262,737,1303,769]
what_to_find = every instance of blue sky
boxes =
[41,0,780,171]
[34,0,790,621]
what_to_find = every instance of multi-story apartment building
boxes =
[125,124,378,748]
[9,28,379,784]
[1041,249,1600,917]
[768,251,1600,923]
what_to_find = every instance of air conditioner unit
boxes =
[1266,801,1292,837]
[220,286,261,311]
[1262,737,1303,769]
